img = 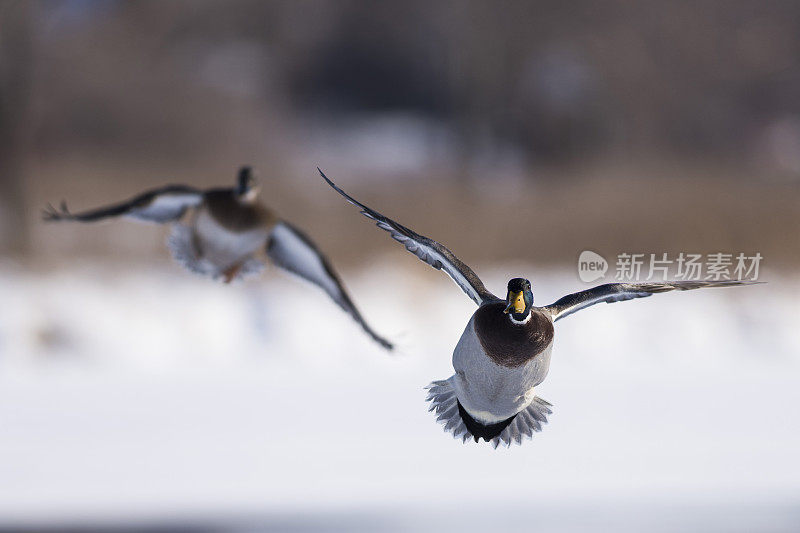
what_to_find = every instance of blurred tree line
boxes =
[0,1,33,253]
[9,0,799,158]
[1,0,799,256]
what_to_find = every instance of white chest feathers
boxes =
[451,316,553,423]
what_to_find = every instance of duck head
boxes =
[504,278,533,323]
[236,166,260,202]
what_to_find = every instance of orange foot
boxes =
[222,263,243,284]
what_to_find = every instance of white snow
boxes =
[0,260,798,530]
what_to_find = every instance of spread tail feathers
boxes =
[424,379,552,448]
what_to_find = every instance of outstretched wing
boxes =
[545,280,759,321]
[319,168,497,306]
[42,185,204,224]
[266,221,393,351]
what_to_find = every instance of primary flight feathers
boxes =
[43,185,205,224]
[545,280,758,321]
[318,168,496,306]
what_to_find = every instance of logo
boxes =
[576,251,762,283]
[578,250,608,283]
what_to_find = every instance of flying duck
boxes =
[43,166,393,350]
[319,168,756,447]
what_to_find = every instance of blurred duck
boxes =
[43,166,393,350]
[320,168,756,447]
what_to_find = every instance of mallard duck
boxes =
[319,168,756,447]
[43,166,393,350]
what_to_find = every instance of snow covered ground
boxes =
[0,260,798,531]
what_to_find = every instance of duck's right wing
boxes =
[319,168,497,306]
[544,280,759,322]
[43,185,204,224]
[266,220,393,351]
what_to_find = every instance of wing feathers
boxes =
[545,280,760,321]
[266,221,393,350]
[43,185,203,224]
[318,168,496,306]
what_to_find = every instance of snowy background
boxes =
[0,258,797,531]
[2,2,800,530]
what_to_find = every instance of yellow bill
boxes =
[504,290,526,314]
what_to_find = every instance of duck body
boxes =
[451,302,554,424]
[189,189,276,274]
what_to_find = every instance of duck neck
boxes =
[508,312,532,326]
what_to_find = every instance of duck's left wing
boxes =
[319,169,497,306]
[545,280,759,321]
[266,221,393,351]
[43,185,204,224]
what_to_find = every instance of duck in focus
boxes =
[319,168,757,447]
[43,166,393,350]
